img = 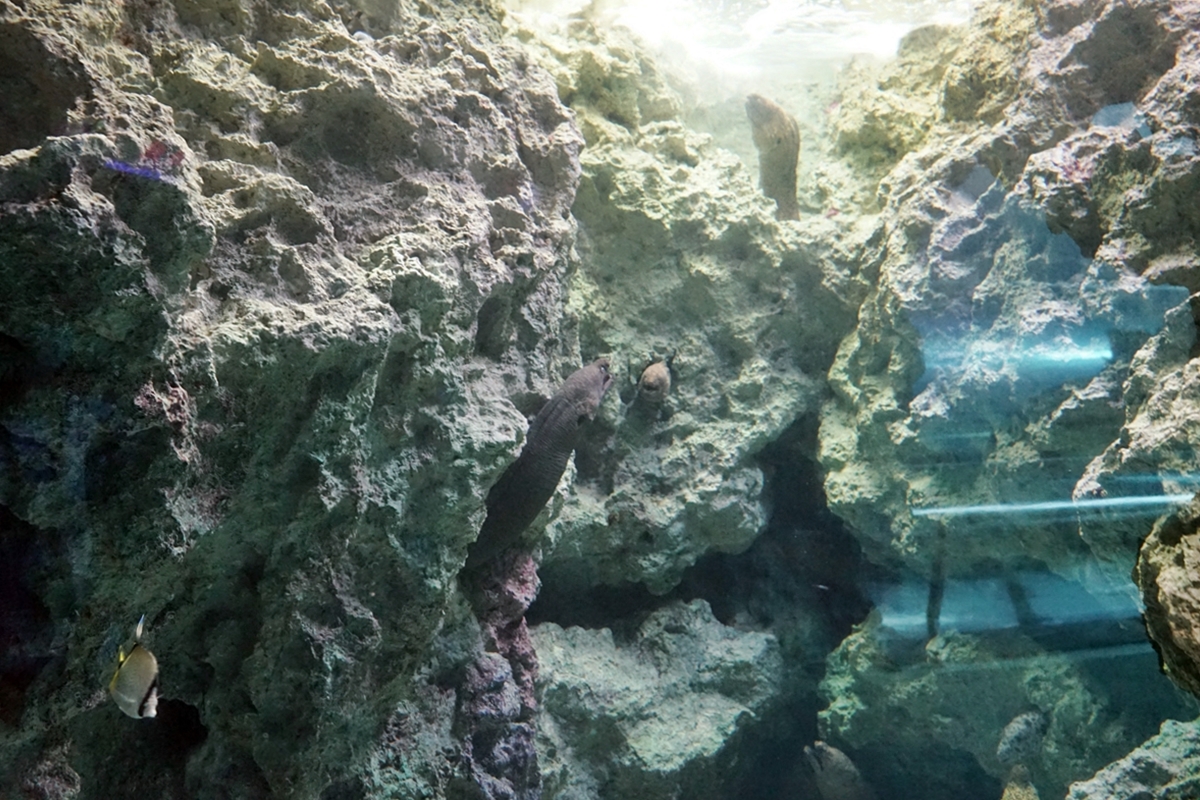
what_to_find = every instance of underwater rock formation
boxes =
[820,0,1200,582]
[745,94,801,221]
[512,17,870,596]
[1138,494,1200,699]
[533,599,781,800]
[5,0,1200,796]
[812,1,1200,791]
[1066,719,1200,800]
[457,552,544,800]
[818,618,1191,799]
[0,0,589,796]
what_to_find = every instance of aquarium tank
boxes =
[3,0,1200,797]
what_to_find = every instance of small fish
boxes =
[996,710,1047,765]
[636,360,671,404]
[108,615,159,719]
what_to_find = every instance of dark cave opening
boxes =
[68,698,210,800]
[531,414,875,644]
[153,698,210,758]
[0,505,61,728]
[0,332,36,409]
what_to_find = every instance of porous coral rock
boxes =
[818,620,1190,800]
[1137,494,1200,700]
[7,0,1200,797]
[1066,719,1200,800]
[514,24,870,594]
[533,599,781,800]
[0,0,586,796]
[816,3,1200,791]
[819,0,1200,581]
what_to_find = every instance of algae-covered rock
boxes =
[533,599,781,800]
[811,3,1200,798]
[833,25,965,174]
[1066,719,1200,800]
[830,0,1039,182]
[544,120,844,594]
[0,0,587,796]
[818,0,1200,582]
[818,618,1191,800]
[1138,495,1200,699]
[516,25,873,594]
[7,0,1200,797]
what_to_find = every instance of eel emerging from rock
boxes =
[745,93,801,221]
[804,741,877,800]
[466,358,613,570]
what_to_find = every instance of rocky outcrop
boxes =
[0,0,587,796]
[1066,719,1200,800]
[1138,495,1200,698]
[6,0,1200,797]
[818,619,1190,800]
[820,0,1200,581]
[512,18,872,596]
[533,600,781,800]
[813,0,1200,797]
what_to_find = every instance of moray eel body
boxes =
[466,359,613,569]
[745,93,801,221]
[804,741,877,800]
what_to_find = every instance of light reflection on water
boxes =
[506,0,976,86]
[911,493,1196,519]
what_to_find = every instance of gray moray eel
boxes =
[466,358,613,570]
[804,741,877,800]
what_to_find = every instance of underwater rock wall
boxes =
[1066,718,1200,800]
[819,0,1200,581]
[0,0,590,796]
[534,599,781,800]
[511,18,874,596]
[4,0,1200,798]
[815,0,1200,796]
[1139,495,1200,698]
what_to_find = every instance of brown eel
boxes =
[465,358,613,570]
[745,93,801,221]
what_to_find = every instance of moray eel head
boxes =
[566,358,613,420]
[464,358,614,572]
